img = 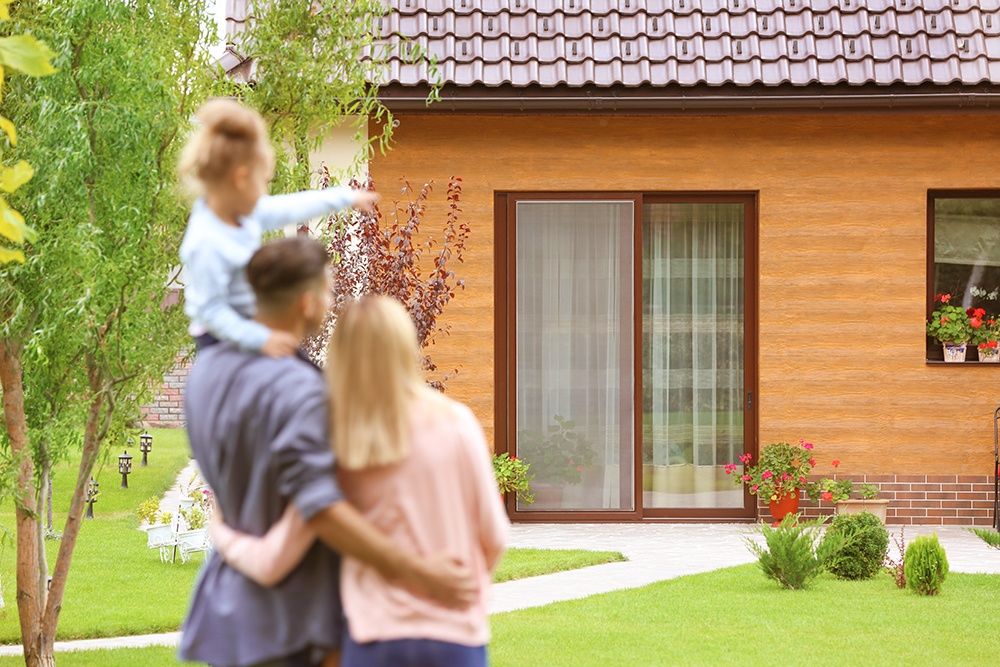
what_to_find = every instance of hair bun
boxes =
[197,98,261,142]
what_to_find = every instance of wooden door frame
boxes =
[494,191,759,522]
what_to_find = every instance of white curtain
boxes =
[643,203,744,509]
[515,201,634,511]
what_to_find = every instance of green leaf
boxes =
[0,1,11,22]
[0,246,24,264]
[0,201,34,244]
[0,160,33,192]
[0,116,16,145]
[0,34,57,77]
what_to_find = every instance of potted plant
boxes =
[492,453,534,505]
[137,497,174,548]
[518,415,594,507]
[726,440,816,525]
[974,315,1000,363]
[836,482,890,522]
[927,293,972,362]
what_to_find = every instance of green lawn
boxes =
[0,646,187,666]
[0,429,203,644]
[490,565,1000,667]
[0,428,621,652]
[494,548,625,583]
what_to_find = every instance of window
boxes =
[928,192,1000,362]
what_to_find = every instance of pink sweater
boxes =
[210,395,509,647]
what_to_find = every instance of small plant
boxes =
[926,294,972,344]
[136,498,161,525]
[859,483,880,500]
[884,527,907,589]
[806,476,852,503]
[904,534,949,596]
[726,440,816,503]
[492,453,534,504]
[179,505,207,531]
[159,512,172,527]
[822,512,889,580]
[745,515,843,590]
[519,415,595,486]
[969,527,1000,549]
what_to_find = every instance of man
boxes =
[180,237,474,667]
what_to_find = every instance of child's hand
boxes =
[352,190,380,214]
[261,331,299,357]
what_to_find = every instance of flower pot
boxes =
[835,499,890,523]
[979,349,1000,363]
[767,490,800,526]
[942,342,968,363]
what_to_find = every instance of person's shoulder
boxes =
[267,355,327,396]
[417,391,481,439]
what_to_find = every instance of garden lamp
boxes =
[85,478,99,519]
[139,431,153,467]
[118,450,133,489]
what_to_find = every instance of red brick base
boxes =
[758,474,997,526]
[142,352,191,428]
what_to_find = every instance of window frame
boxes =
[926,189,1000,364]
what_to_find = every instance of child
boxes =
[177,98,378,356]
[210,295,509,667]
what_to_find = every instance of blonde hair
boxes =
[327,295,430,470]
[177,98,274,196]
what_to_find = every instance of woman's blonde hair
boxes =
[177,98,274,196]
[327,295,429,470]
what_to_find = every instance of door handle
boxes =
[747,391,753,409]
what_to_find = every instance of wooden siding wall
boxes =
[369,111,1000,477]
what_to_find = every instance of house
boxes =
[202,0,1000,525]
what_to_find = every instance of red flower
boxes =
[741,474,751,482]
[940,293,952,303]
[940,316,950,325]
[724,463,738,475]
[971,318,983,329]
[762,470,774,480]
[975,308,987,318]
[801,441,814,450]
[832,459,841,468]
[808,457,816,467]
[799,476,807,483]
[510,455,518,461]
[739,452,752,464]
[751,485,759,492]
[821,491,833,502]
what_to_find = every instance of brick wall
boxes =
[759,473,997,526]
[143,352,191,428]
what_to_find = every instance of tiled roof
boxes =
[375,0,1000,88]
[224,1,1000,89]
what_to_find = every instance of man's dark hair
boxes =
[247,237,329,309]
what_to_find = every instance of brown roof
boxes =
[224,1,1000,109]
[375,0,1000,88]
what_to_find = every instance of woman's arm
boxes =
[210,504,316,587]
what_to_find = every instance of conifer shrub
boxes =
[823,512,889,580]
[904,534,949,596]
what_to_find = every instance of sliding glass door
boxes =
[501,193,756,519]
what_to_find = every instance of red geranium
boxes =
[821,491,833,502]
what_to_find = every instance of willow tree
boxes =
[224,0,436,192]
[0,2,215,664]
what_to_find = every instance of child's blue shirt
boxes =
[179,188,353,351]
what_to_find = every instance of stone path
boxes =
[2,523,998,656]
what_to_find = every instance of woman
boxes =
[210,295,509,667]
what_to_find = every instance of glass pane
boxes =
[515,201,634,512]
[642,203,745,509]
[934,198,1000,312]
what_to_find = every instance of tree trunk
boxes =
[40,359,106,645]
[0,342,46,666]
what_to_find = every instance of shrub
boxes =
[823,512,889,580]
[904,534,949,596]
[970,527,1000,549]
[493,453,534,504]
[745,515,844,590]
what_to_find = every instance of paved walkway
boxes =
[1,523,998,656]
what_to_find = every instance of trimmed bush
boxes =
[746,515,844,590]
[904,534,949,596]
[823,511,889,580]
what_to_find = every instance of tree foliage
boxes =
[0,1,216,663]
[0,2,56,264]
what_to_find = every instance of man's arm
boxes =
[308,502,476,608]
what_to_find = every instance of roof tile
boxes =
[225,1,1000,89]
